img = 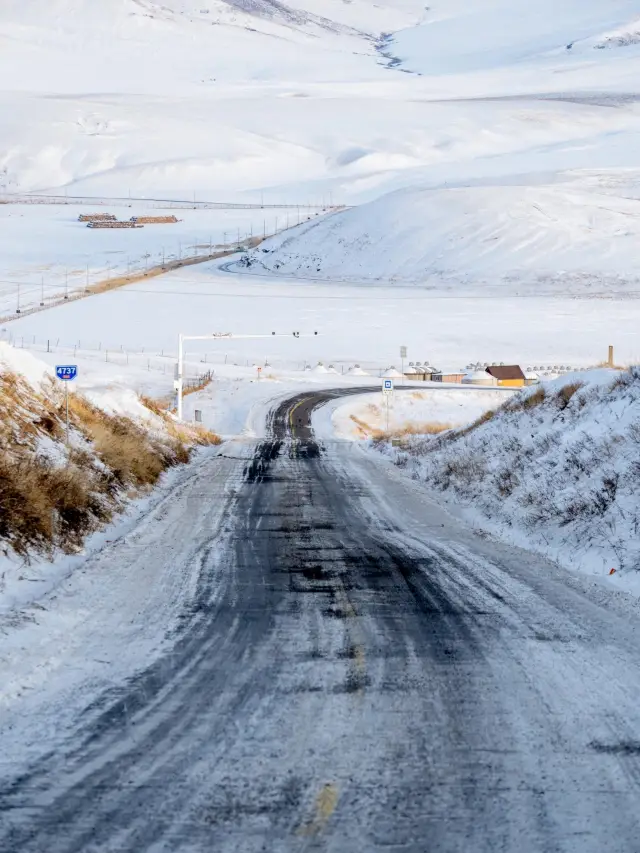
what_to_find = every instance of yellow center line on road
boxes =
[297,783,340,837]
[288,398,306,432]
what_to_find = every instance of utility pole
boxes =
[16,282,20,314]
[40,275,44,307]
[65,382,70,445]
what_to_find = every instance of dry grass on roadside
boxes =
[0,371,220,559]
[350,414,453,442]
[458,408,497,436]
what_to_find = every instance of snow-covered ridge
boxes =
[236,175,640,291]
[377,369,640,589]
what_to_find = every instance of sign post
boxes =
[55,365,78,446]
[382,378,394,433]
[400,346,407,384]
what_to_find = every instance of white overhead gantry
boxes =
[176,331,317,420]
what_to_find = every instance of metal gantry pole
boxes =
[177,333,184,420]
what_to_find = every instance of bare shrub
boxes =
[522,387,547,410]
[372,421,453,442]
[495,466,519,497]
[555,381,584,411]
[459,408,497,436]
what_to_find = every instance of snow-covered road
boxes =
[2,389,640,851]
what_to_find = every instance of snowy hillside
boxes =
[2,0,640,202]
[376,369,640,588]
[0,0,424,197]
[238,174,640,290]
[390,0,640,79]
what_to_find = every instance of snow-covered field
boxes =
[3,0,640,311]
[0,203,316,315]
[5,257,640,375]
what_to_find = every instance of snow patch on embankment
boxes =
[373,369,640,591]
[236,180,640,292]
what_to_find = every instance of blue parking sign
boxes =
[56,365,78,381]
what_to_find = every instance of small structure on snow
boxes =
[463,370,498,386]
[485,365,526,387]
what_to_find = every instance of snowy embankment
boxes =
[313,386,512,440]
[372,370,640,590]
[238,176,640,293]
[0,342,219,601]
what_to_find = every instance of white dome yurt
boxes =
[462,370,498,386]
[383,367,403,378]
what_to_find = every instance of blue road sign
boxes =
[56,365,78,381]
[382,378,394,395]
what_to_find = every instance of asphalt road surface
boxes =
[3,388,640,852]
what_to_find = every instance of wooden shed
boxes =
[485,365,525,387]
[431,372,465,384]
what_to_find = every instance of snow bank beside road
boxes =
[0,342,218,576]
[375,369,640,591]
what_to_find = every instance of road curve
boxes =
[3,389,640,852]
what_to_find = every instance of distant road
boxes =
[0,192,343,211]
[2,387,640,851]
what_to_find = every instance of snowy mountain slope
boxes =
[237,173,640,290]
[2,0,640,201]
[390,0,640,78]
